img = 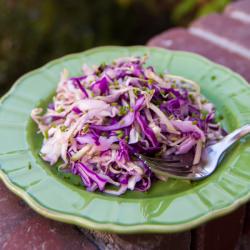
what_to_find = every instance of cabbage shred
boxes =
[31,56,224,195]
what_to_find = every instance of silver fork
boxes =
[136,124,250,180]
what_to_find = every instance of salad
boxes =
[31,56,224,195]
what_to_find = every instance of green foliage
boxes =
[172,0,231,25]
[197,0,231,16]
[0,0,230,94]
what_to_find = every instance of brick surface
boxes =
[0,181,97,250]
[81,228,191,250]
[148,28,250,82]
[191,206,245,250]
[1,1,250,249]
[191,13,250,52]
[147,2,250,249]
[225,0,250,25]
[239,204,250,250]
[225,0,250,16]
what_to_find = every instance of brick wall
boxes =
[148,1,250,249]
[148,1,250,83]
[1,1,250,249]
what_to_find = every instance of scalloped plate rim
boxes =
[0,45,249,233]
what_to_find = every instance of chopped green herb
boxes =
[113,80,119,86]
[40,153,46,157]
[101,132,108,137]
[155,151,163,157]
[211,75,217,81]
[44,129,49,139]
[169,92,175,98]
[111,102,118,106]
[82,124,89,133]
[154,99,162,105]
[119,106,129,116]
[192,121,198,125]
[148,79,154,85]
[119,120,125,126]
[95,70,101,77]
[147,89,155,95]
[28,163,32,170]
[188,94,195,103]
[116,130,124,139]
[201,110,208,120]
[201,110,209,116]
[117,134,123,139]
[191,113,199,118]
[100,62,106,70]
[216,114,224,122]
[160,90,167,98]
[56,107,64,113]
[60,125,67,132]
[133,88,140,96]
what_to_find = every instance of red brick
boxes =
[81,228,191,250]
[0,181,34,242]
[0,181,97,250]
[147,28,250,82]
[2,217,96,250]
[225,0,250,16]
[191,13,250,51]
[239,203,250,250]
[192,206,245,250]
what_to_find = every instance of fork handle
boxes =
[219,124,250,150]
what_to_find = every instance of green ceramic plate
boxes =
[0,46,250,233]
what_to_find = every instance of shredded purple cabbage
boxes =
[31,56,224,195]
